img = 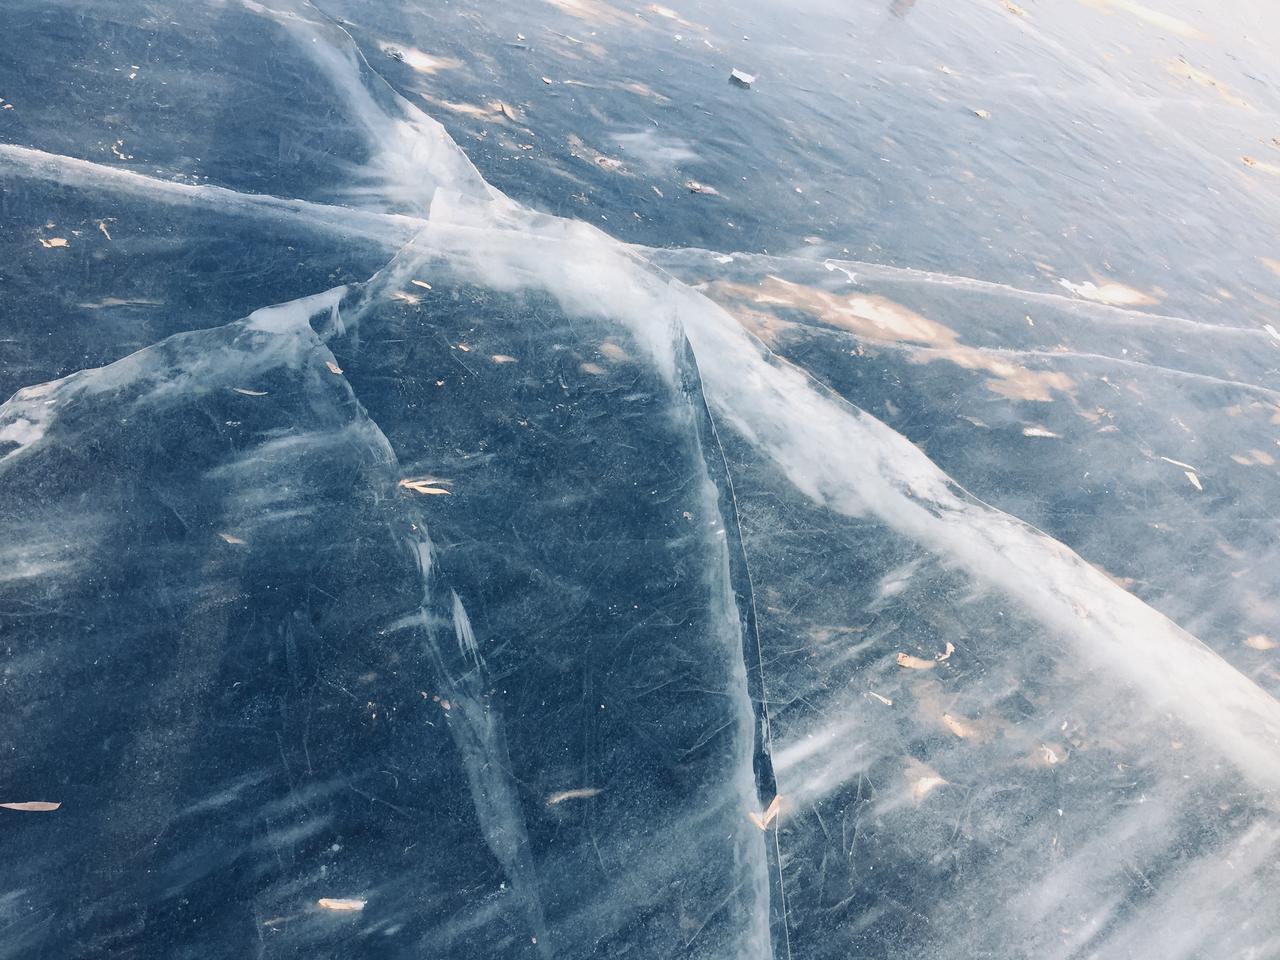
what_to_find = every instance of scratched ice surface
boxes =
[2,1,1279,958]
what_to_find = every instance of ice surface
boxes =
[2,0,1279,958]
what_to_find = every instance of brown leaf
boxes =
[935,641,955,662]
[399,478,452,495]
[218,532,246,545]
[1036,743,1063,766]
[599,341,629,361]
[317,898,365,912]
[325,361,343,375]
[747,794,783,829]
[905,759,947,804]
[912,775,947,803]
[1242,155,1280,175]
[942,713,976,738]
[1,801,61,812]
[1058,278,1160,306]
[1245,634,1277,651]
[896,652,936,670]
[38,237,69,248]
[410,280,432,290]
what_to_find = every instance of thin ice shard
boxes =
[451,591,485,670]
[546,787,602,805]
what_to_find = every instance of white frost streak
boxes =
[12,3,1278,955]
[248,285,348,334]
[282,14,510,218]
[771,716,869,805]
[378,223,1280,795]
[673,282,1280,788]
[450,590,485,671]
[0,143,423,245]
[406,213,1280,788]
[237,0,1280,836]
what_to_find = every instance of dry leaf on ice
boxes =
[748,794,783,829]
[896,652,936,670]
[905,759,947,804]
[1,801,61,812]
[399,477,451,495]
[1243,156,1280,175]
[317,898,365,912]
[1058,278,1159,306]
[942,713,976,738]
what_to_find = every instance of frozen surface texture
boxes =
[1,0,1279,958]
